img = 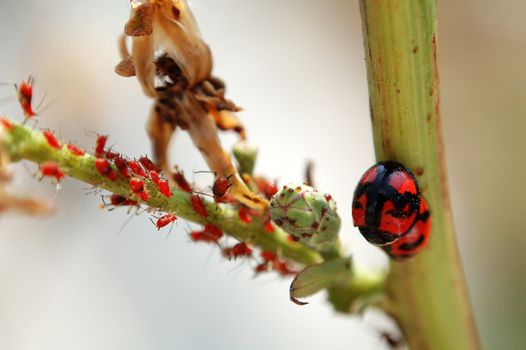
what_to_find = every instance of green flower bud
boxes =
[232,141,257,175]
[269,184,341,253]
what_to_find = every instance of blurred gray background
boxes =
[0,0,524,349]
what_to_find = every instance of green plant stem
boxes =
[2,122,320,265]
[359,1,480,349]
[1,120,390,311]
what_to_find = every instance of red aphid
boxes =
[254,176,279,199]
[15,77,36,119]
[129,160,147,177]
[156,179,172,198]
[95,135,108,158]
[130,177,144,193]
[274,260,295,276]
[43,130,61,150]
[191,223,223,243]
[264,221,275,233]
[105,150,120,160]
[109,194,138,207]
[150,170,172,197]
[190,194,208,218]
[150,170,159,182]
[204,224,222,238]
[152,213,177,230]
[94,158,117,181]
[129,177,149,201]
[172,168,193,193]
[255,263,270,273]
[224,242,252,259]
[260,251,278,263]
[238,206,253,224]
[212,174,233,200]
[139,156,161,173]
[67,143,85,156]
[114,156,131,178]
[39,161,64,181]
[0,117,13,130]
[255,251,294,276]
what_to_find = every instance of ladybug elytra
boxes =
[383,198,431,260]
[352,161,421,245]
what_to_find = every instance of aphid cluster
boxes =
[90,134,178,203]
[352,161,432,260]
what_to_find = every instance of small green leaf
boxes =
[290,257,352,305]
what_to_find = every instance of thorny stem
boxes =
[360,1,480,349]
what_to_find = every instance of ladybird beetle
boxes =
[383,197,431,260]
[352,161,421,245]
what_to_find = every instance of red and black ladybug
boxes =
[352,161,421,245]
[383,198,431,260]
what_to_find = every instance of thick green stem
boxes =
[359,1,480,349]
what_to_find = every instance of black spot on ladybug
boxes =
[387,208,409,219]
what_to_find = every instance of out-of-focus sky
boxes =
[0,1,524,349]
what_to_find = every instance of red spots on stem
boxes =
[114,156,131,178]
[255,251,295,276]
[39,161,64,181]
[223,242,252,260]
[43,130,61,150]
[190,194,208,218]
[109,194,138,207]
[263,220,275,233]
[94,158,117,181]
[150,170,172,197]
[172,168,193,193]
[254,176,278,199]
[139,156,160,173]
[130,177,149,201]
[238,206,253,224]
[66,143,85,156]
[129,160,147,177]
[191,224,223,243]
